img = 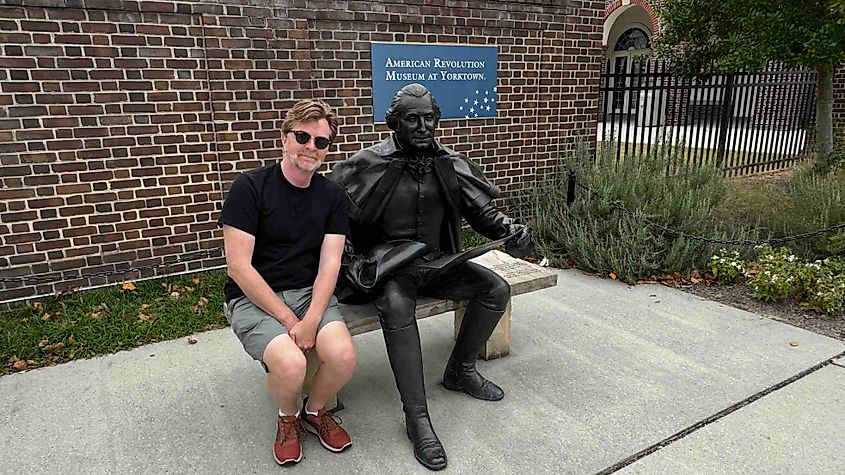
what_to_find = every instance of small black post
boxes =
[566,169,576,207]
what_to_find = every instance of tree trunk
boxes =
[815,63,834,172]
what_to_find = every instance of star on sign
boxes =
[483,98,488,103]
[469,107,475,113]
[486,105,491,111]
[475,90,479,94]
[473,100,478,105]
[464,98,469,103]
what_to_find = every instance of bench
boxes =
[223,252,557,408]
[304,250,558,411]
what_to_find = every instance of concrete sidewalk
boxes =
[1,267,843,474]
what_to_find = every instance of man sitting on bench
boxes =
[330,84,533,471]
[219,100,356,466]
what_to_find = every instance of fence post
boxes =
[566,169,576,207]
[715,74,735,167]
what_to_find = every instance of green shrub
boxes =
[523,142,754,282]
[743,244,844,314]
[709,248,747,284]
[716,165,845,260]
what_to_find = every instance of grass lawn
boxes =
[1,269,229,375]
[595,141,808,176]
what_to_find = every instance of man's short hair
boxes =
[384,83,442,131]
[281,100,339,141]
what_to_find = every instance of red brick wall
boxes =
[0,0,605,303]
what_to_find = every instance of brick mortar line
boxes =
[595,349,845,475]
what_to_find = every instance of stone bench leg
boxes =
[453,299,511,360]
[302,351,340,412]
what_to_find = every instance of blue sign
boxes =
[371,42,498,122]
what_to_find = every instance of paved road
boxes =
[1,267,843,474]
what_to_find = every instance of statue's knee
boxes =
[376,288,416,331]
[485,275,511,311]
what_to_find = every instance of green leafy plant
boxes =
[746,245,797,302]
[523,142,752,282]
[709,248,747,284]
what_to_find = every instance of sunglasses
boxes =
[290,130,331,150]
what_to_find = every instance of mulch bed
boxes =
[680,282,845,342]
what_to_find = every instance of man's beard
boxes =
[287,151,322,172]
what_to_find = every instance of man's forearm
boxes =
[302,268,339,324]
[229,265,298,329]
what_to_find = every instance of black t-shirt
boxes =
[218,163,350,301]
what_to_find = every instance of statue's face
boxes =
[394,95,436,153]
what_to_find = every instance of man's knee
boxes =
[263,335,307,380]
[376,283,417,331]
[318,323,357,372]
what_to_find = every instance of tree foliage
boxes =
[655,1,845,74]
[654,1,845,171]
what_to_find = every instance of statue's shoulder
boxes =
[437,146,500,199]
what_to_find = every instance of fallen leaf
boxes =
[32,302,43,313]
[26,359,38,366]
[138,312,156,322]
[609,272,617,280]
[44,342,65,352]
[121,282,137,292]
[40,312,60,322]
[140,303,151,309]
[38,336,50,348]
[197,297,208,306]
[690,270,703,284]
[190,305,201,314]
[169,291,180,300]
[789,340,799,347]
[192,276,200,285]
[12,361,28,371]
[188,337,198,345]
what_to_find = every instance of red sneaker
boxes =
[273,415,305,465]
[302,407,352,453]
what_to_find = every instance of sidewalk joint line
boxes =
[595,350,845,475]
[832,362,845,370]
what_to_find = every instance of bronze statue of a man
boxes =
[331,83,532,471]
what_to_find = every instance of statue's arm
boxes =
[448,154,534,257]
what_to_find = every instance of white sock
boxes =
[279,408,299,418]
[305,404,320,416]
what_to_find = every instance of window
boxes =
[614,27,650,51]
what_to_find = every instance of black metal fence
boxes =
[599,60,818,176]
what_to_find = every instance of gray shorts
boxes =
[224,287,345,364]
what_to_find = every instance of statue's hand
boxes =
[506,223,534,259]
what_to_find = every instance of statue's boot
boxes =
[443,301,506,401]
[383,324,447,471]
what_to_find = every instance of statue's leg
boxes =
[423,262,510,401]
[376,277,447,471]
